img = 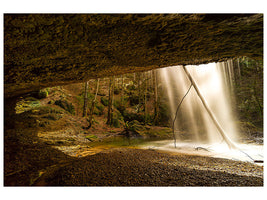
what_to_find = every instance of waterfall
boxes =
[160,62,238,145]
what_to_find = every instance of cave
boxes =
[4,14,263,187]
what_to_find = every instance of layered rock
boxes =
[4,14,263,98]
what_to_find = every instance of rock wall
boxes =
[4,14,263,98]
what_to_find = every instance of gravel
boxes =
[34,148,263,186]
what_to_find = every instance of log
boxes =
[182,65,237,149]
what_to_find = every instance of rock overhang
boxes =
[4,14,263,98]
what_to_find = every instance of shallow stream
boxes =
[54,136,264,166]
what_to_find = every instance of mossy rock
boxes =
[42,113,62,120]
[85,135,98,141]
[38,89,49,99]
[55,99,75,115]
[35,106,64,115]
[127,120,145,132]
[15,98,41,114]
[139,127,173,138]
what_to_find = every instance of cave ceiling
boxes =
[4,14,263,98]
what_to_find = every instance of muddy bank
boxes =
[34,148,263,186]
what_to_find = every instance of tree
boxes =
[83,81,89,117]
[152,70,159,125]
[88,78,100,128]
[144,72,148,124]
[121,75,124,103]
[137,72,141,113]
[106,76,115,126]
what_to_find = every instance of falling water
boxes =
[159,62,238,145]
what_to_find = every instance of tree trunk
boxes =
[144,72,148,124]
[153,70,159,125]
[137,72,141,113]
[121,75,124,103]
[107,76,115,126]
[88,78,100,128]
[182,65,237,149]
[253,63,263,117]
[83,81,89,117]
[236,58,241,83]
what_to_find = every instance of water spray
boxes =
[182,65,263,163]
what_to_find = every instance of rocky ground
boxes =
[32,148,263,186]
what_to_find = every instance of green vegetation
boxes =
[234,57,263,132]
